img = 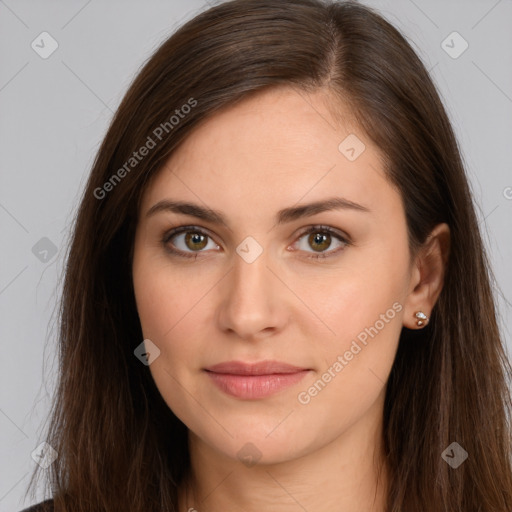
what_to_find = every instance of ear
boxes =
[402,223,450,329]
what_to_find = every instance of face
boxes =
[132,86,414,465]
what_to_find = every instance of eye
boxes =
[162,224,351,260]
[291,225,351,259]
[162,226,220,259]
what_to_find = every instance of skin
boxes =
[132,86,450,512]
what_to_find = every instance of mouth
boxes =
[204,360,311,400]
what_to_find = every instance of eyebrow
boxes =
[145,196,370,226]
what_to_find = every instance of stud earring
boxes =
[415,311,429,327]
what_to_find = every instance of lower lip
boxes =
[205,370,310,399]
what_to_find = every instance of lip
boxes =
[204,360,311,400]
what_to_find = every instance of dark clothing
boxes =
[19,499,54,512]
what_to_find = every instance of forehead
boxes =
[139,86,397,220]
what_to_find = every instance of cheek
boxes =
[296,235,409,391]
[132,247,184,346]
[133,269,174,340]
[293,279,405,430]
[131,254,207,419]
[132,250,218,369]
[300,244,408,341]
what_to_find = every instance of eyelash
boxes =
[161,225,352,261]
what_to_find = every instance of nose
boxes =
[216,246,289,341]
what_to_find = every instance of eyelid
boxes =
[162,225,220,259]
[162,225,218,245]
[161,224,351,260]
[289,224,351,259]
[293,224,350,243]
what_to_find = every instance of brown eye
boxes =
[293,226,350,259]
[308,232,332,252]
[184,232,208,251]
[163,225,350,261]
[163,227,220,258]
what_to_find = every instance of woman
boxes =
[22,0,512,510]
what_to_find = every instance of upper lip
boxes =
[205,360,309,375]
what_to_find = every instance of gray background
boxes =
[1,0,511,509]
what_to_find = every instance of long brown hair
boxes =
[25,0,512,510]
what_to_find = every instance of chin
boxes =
[185,412,329,467]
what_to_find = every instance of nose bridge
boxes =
[217,242,285,338]
[231,246,269,300]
